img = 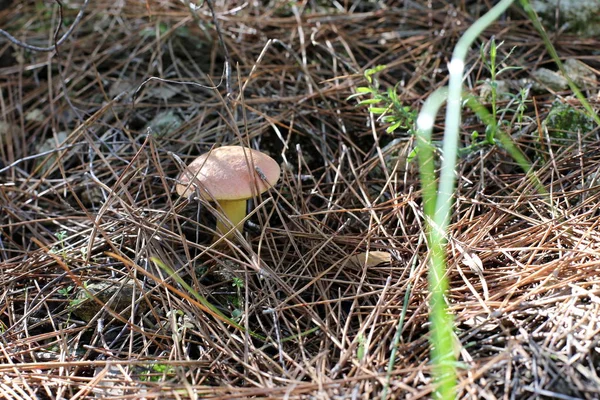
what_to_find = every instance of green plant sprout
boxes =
[415,1,517,398]
[349,65,417,135]
[230,277,244,322]
[57,285,73,297]
[478,38,522,145]
[351,38,530,161]
[232,276,244,290]
[514,85,531,128]
[356,333,366,361]
[141,363,175,382]
[50,230,69,259]
[66,281,91,311]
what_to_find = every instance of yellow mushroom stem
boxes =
[215,198,248,240]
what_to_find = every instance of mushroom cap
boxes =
[176,146,280,200]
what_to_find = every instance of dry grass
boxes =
[1,0,600,398]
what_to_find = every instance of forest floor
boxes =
[1,1,600,399]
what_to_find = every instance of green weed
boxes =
[349,65,417,136]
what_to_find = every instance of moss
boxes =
[544,101,596,144]
[531,0,600,37]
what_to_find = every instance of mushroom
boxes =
[176,146,280,240]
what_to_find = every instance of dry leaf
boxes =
[349,251,391,267]
[455,242,489,300]
[462,250,484,275]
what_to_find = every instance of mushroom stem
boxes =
[215,199,247,240]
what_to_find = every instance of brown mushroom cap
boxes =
[176,146,280,200]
